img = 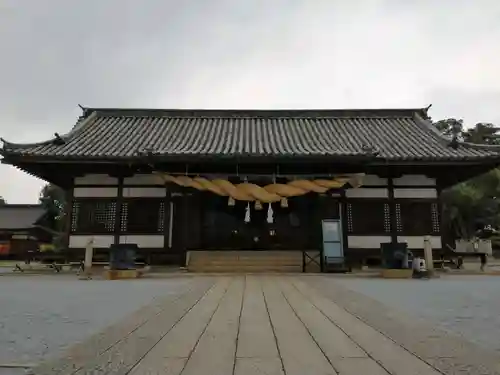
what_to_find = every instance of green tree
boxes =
[436,119,500,239]
[39,184,67,249]
[0,196,5,205]
[464,123,500,145]
[434,118,464,139]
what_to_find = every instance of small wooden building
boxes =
[1,107,500,269]
[0,204,52,259]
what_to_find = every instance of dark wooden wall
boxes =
[66,170,444,266]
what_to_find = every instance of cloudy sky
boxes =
[1,0,500,203]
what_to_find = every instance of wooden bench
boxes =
[433,259,458,269]
[13,260,86,273]
[13,262,62,273]
[14,260,148,274]
[57,261,85,272]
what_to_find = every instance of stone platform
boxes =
[103,269,142,280]
[31,275,500,375]
[380,268,413,279]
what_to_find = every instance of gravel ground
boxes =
[0,275,193,366]
[335,275,500,353]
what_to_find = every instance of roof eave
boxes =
[413,112,500,155]
[458,141,500,152]
[1,153,378,164]
[4,153,500,166]
[369,157,500,166]
[0,111,98,152]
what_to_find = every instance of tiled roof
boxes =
[2,108,500,162]
[0,204,46,230]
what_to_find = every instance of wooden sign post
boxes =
[423,235,434,276]
[80,237,94,280]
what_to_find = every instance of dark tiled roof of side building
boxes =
[1,107,500,162]
[0,204,46,231]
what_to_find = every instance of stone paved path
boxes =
[30,275,500,375]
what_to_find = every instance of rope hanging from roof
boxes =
[155,173,364,203]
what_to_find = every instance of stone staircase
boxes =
[187,250,313,273]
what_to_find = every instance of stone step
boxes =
[188,258,304,263]
[189,260,303,265]
[189,251,306,257]
[189,254,303,259]
[189,253,303,257]
[189,259,302,264]
[189,265,303,273]
[187,251,314,273]
[190,264,302,269]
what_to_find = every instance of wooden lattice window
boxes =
[346,201,391,234]
[120,199,166,234]
[395,203,403,232]
[71,199,117,234]
[431,203,440,233]
[396,201,439,235]
[383,203,391,232]
[346,204,354,232]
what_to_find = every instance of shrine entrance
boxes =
[199,193,340,251]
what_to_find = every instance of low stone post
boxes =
[80,237,94,280]
[423,235,434,276]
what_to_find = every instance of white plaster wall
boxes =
[123,187,166,198]
[393,175,436,186]
[362,175,388,186]
[73,187,118,198]
[347,235,391,248]
[346,188,388,198]
[74,174,118,185]
[397,236,442,249]
[123,174,165,186]
[119,235,164,248]
[393,188,437,199]
[69,235,114,248]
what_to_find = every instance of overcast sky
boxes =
[1,0,500,203]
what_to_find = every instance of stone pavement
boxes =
[0,276,195,366]
[30,275,500,375]
[331,275,500,353]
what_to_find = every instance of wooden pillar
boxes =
[199,192,205,249]
[435,184,446,252]
[340,190,349,259]
[163,187,171,264]
[62,187,74,257]
[114,176,124,246]
[424,235,434,274]
[181,192,189,267]
[388,177,398,244]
